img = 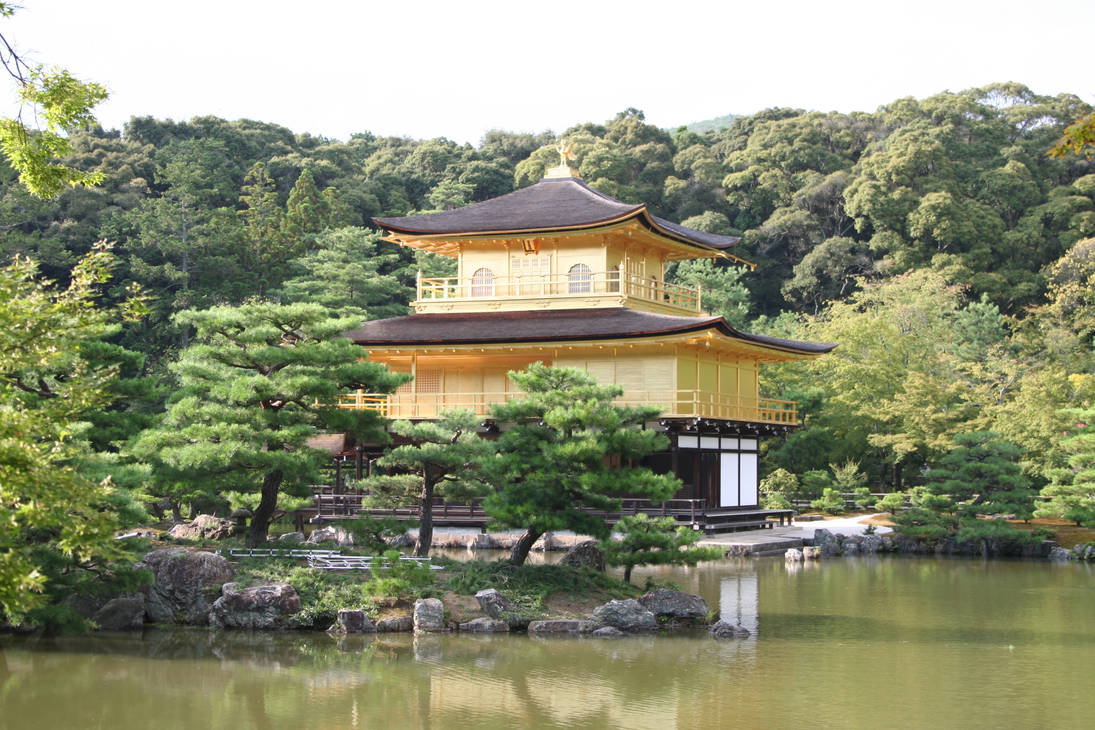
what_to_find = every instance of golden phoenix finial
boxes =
[556,139,576,167]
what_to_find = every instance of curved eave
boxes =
[375,207,744,262]
[347,313,834,359]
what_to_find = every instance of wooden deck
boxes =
[296,491,793,535]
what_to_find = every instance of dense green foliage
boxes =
[0,247,147,627]
[1037,401,1095,526]
[481,364,681,565]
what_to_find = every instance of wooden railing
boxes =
[416,270,702,313]
[334,389,798,424]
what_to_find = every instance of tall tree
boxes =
[481,364,680,565]
[276,227,412,321]
[0,245,145,625]
[238,161,287,291]
[281,168,329,252]
[131,302,407,545]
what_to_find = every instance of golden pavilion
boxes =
[341,150,835,520]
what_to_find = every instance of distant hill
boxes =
[685,114,738,133]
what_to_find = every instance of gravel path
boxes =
[778,514,892,538]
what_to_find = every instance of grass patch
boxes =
[232,558,370,628]
[440,558,639,619]
[1006,518,1095,549]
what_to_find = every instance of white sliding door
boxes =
[719,453,740,507]
[740,453,758,506]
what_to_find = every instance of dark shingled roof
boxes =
[345,308,836,355]
[373,177,741,251]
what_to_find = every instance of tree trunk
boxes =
[509,528,543,566]
[624,564,633,584]
[414,479,435,558]
[248,469,283,547]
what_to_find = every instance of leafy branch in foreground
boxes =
[0,3,107,197]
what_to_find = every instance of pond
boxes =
[1,556,1093,729]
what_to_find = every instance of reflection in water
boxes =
[2,558,1095,730]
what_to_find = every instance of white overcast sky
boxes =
[5,0,1094,145]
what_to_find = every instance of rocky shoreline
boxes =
[787,527,1067,560]
[51,547,747,640]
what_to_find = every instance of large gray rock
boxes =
[306,526,355,547]
[474,588,528,630]
[590,626,626,638]
[209,583,301,630]
[785,548,804,562]
[528,620,591,634]
[413,597,446,633]
[459,617,509,633]
[842,541,860,555]
[277,531,305,544]
[709,620,751,639]
[814,528,843,557]
[328,609,376,634]
[636,589,709,624]
[861,535,883,554]
[376,615,413,633]
[91,595,146,631]
[138,548,234,625]
[1048,546,1073,562]
[167,514,235,541]
[559,540,606,571]
[589,599,657,632]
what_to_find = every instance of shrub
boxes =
[877,492,907,515]
[852,487,877,510]
[362,550,439,601]
[809,487,846,515]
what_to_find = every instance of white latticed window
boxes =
[470,268,494,297]
[568,263,592,293]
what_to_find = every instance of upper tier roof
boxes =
[372,177,741,252]
[345,308,836,357]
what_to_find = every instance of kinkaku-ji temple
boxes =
[305,144,836,533]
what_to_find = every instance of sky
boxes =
[4,0,1094,145]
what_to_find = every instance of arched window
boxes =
[568,263,592,293]
[470,267,494,297]
[606,264,620,293]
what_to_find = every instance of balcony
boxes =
[413,270,702,315]
[334,389,798,425]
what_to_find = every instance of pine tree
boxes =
[131,301,407,546]
[355,410,492,556]
[1037,402,1095,526]
[894,431,1036,542]
[238,162,287,288]
[276,227,412,321]
[481,363,680,565]
[281,169,330,254]
[602,514,722,584]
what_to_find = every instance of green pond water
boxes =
[1,556,1093,730]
